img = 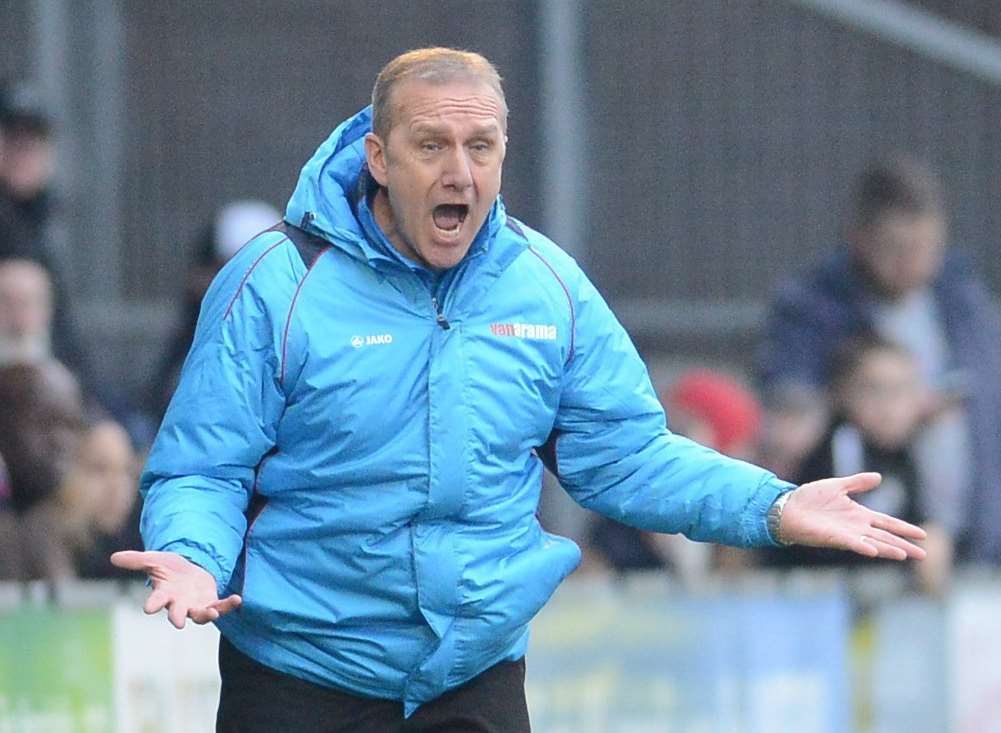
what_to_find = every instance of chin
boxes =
[423,244,472,271]
[431,255,467,271]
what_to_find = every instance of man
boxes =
[114,49,925,732]
[0,82,56,240]
[0,359,85,515]
[0,84,95,395]
[758,156,1001,562]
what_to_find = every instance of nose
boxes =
[441,147,473,191]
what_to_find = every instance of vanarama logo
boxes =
[490,323,557,341]
[351,333,394,348]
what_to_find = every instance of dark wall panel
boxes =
[582,0,1001,312]
[0,1,33,82]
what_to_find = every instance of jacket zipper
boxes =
[431,296,451,330]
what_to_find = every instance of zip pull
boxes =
[431,296,451,330]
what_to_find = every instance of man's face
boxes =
[840,349,923,450]
[0,130,55,200]
[68,421,137,534]
[0,260,53,341]
[852,210,946,299]
[365,78,506,271]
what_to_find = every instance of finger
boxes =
[143,588,171,615]
[842,472,882,495]
[189,606,220,625]
[209,594,243,616]
[167,600,189,629]
[110,550,155,572]
[862,537,908,561]
[848,535,880,558]
[868,527,927,560]
[870,513,927,540]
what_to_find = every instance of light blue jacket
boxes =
[140,107,793,714]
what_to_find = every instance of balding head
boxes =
[371,47,508,141]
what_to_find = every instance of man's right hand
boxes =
[110,550,242,629]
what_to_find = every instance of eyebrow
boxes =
[410,122,500,137]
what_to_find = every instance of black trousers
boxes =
[216,636,532,733]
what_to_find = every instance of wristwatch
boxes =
[767,490,795,546]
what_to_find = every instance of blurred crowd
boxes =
[570,154,1001,598]
[0,82,279,584]
[2,79,1000,596]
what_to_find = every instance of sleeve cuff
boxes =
[159,540,231,595]
[743,476,797,547]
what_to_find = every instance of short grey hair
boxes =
[371,47,508,140]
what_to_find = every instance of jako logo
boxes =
[351,334,394,348]
[490,323,557,341]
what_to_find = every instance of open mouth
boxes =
[432,204,469,234]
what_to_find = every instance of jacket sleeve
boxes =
[139,235,294,590]
[548,272,794,548]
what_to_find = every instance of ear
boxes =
[364,132,390,187]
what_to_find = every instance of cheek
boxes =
[871,259,900,285]
[889,400,921,429]
[911,252,943,281]
[389,172,427,213]
[846,399,880,430]
[476,166,503,196]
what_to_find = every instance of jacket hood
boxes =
[285,106,506,268]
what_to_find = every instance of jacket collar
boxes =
[284,105,513,277]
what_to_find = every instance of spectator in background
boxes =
[762,336,953,595]
[149,199,280,417]
[756,384,830,483]
[0,257,53,364]
[758,155,1001,562]
[0,83,97,400]
[665,370,762,461]
[0,360,85,580]
[0,360,84,515]
[586,369,763,579]
[0,83,56,236]
[9,422,135,582]
[0,359,137,581]
[73,420,142,579]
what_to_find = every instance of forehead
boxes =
[84,423,133,457]
[852,348,914,377]
[0,261,51,293]
[870,210,944,239]
[391,78,505,133]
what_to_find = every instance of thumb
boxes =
[842,472,882,495]
[110,550,152,571]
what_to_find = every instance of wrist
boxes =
[767,490,795,546]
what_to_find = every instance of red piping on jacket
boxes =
[526,245,576,363]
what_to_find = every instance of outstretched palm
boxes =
[110,550,242,629]
[780,472,927,560]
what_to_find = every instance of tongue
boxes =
[433,205,465,231]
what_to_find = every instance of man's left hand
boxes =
[779,472,927,560]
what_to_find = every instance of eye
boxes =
[420,141,442,153]
[470,141,491,153]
